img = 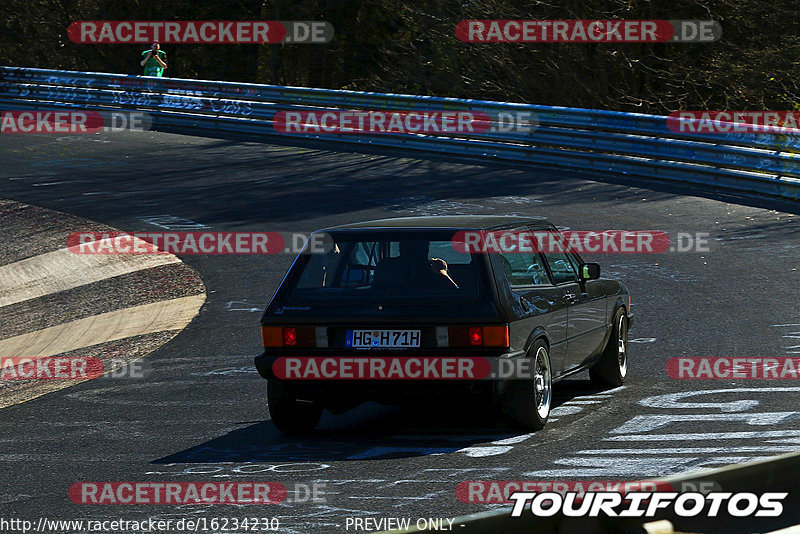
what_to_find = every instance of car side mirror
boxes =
[579,262,601,281]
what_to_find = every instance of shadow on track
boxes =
[153,379,610,464]
[151,125,800,218]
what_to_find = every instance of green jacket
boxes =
[142,50,166,77]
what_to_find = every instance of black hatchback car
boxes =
[255,215,633,433]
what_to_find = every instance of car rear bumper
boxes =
[254,350,526,401]
[627,311,635,330]
[254,352,279,379]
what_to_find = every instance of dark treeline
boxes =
[1,0,799,113]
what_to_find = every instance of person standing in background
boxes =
[140,41,167,77]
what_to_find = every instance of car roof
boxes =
[323,215,552,231]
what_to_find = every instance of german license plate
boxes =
[345,329,421,348]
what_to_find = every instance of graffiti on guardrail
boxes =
[2,66,799,200]
[42,75,84,87]
[209,99,253,115]
[110,91,156,107]
[9,68,36,80]
[158,94,204,111]
[0,84,93,102]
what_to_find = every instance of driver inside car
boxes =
[429,257,459,288]
[373,240,459,289]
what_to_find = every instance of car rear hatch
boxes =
[261,229,510,358]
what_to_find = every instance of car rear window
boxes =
[287,232,483,303]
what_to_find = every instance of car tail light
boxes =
[628,295,631,312]
[262,326,282,347]
[443,325,509,348]
[262,326,323,348]
[468,327,482,346]
[283,327,297,346]
[483,325,510,347]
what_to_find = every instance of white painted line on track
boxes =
[0,294,205,359]
[639,387,800,411]
[612,413,800,433]
[392,434,502,441]
[523,456,774,478]
[32,181,83,187]
[139,215,208,230]
[764,525,800,534]
[577,446,800,454]
[607,430,800,441]
[491,433,535,445]
[550,406,583,416]
[0,240,180,308]
[456,446,513,457]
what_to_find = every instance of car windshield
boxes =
[288,232,483,303]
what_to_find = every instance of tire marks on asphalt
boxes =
[772,323,800,354]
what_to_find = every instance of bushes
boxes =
[1,0,798,113]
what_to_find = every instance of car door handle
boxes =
[563,293,578,304]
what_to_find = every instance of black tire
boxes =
[267,378,322,434]
[501,339,552,431]
[590,307,628,387]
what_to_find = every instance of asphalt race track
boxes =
[1,129,799,533]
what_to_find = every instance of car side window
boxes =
[543,252,578,284]
[497,250,550,287]
[568,253,583,274]
[338,241,379,287]
[351,241,379,266]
